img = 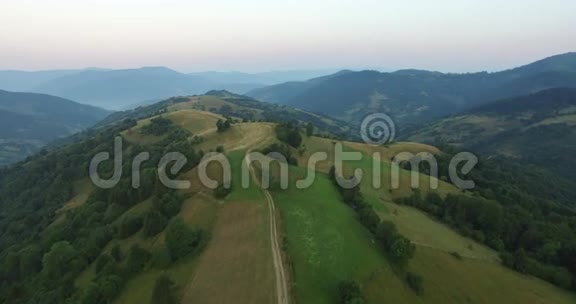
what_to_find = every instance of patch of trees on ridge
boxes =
[329,166,423,296]
[399,189,576,291]
[399,145,576,291]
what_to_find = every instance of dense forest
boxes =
[398,147,576,291]
[0,114,207,303]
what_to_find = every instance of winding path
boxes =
[245,154,290,304]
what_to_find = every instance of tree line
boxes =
[329,166,423,296]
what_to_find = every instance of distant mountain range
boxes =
[0,68,335,110]
[247,53,576,126]
[0,90,110,165]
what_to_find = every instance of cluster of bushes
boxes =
[275,123,303,148]
[337,280,365,304]
[260,143,298,165]
[164,218,206,262]
[329,167,422,294]
[216,119,232,132]
[140,116,175,135]
[398,190,576,291]
[330,167,416,267]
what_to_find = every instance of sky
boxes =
[1,0,575,73]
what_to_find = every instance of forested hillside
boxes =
[0,90,110,166]
[248,53,576,126]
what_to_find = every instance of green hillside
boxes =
[407,87,576,180]
[0,94,575,304]
[0,90,110,166]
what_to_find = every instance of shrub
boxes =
[151,275,178,304]
[165,218,205,261]
[337,280,366,304]
[117,216,143,239]
[125,245,151,274]
[406,272,424,295]
[143,210,168,237]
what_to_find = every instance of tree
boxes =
[337,280,365,304]
[306,122,314,137]
[125,245,151,274]
[94,254,113,274]
[389,236,416,266]
[111,245,124,262]
[19,245,43,277]
[165,218,205,261]
[117,216,143,239]
[287,130,303,147]
[216,119,231,132]
[42,241,84,279]
[143,210,168,237]
[153,192,185,219]
[405,272,424,295]
[151,275,178,304]
[358,207,380,233]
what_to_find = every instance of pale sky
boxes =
[1,0,575,72]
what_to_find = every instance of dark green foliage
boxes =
[216,119,231,132]
[81,275,124,304]
[450,251,463,260]
[151,248,172,269]
[405,272,424,295]
[125,245,151,274]
[111,245,124,262]
[276,123,302,148]
[306,122,314,137]
[337,280,366,304]
[374,221,415,266]
[143,210,168,237]
[0,106,202,303]
[261,143,298,165]
[151,275,178,304]
[94,253,113,274]
[141,116,174,135]
[153,191,186,219]
[117,216,143,239]
[329,168,416,269]
[18,245,43,277]
[399,188,576,291]
[165,218,206,261]
[42,241,85,279]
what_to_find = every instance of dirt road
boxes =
[246,154,290,304]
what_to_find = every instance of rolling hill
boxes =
[247,53,576,126]
[0,89,110,165]
[0,92,575,304]
[407,87,576,180]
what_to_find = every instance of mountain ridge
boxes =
[247,52,576,125]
